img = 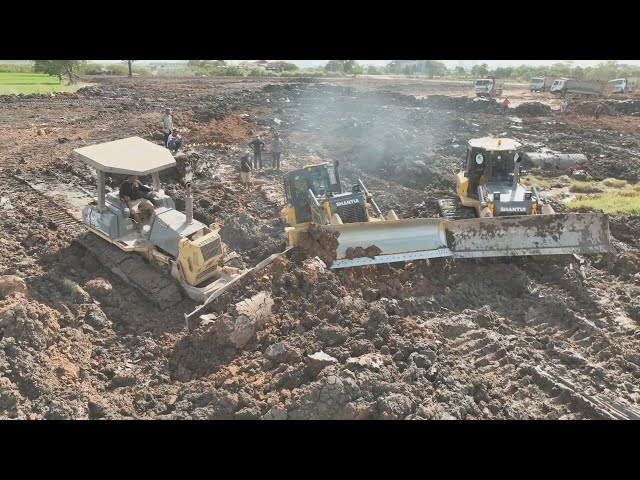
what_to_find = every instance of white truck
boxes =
[549,78,611,98]
[529,77,557,93]
[474,77,504,98]
[609,78,637,94]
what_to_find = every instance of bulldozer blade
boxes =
[184,247,294,326]
[445,213,613,258]
[327,218,453,269]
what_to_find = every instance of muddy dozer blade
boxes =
[184,247,294,325]
[327,218,453,269]
[445,213,613,258]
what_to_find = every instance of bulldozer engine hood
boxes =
[326,192,368,223]
[480,183,534,216]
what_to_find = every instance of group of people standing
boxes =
[248,133,285,170]
[160,107,286,192]
[240,133,286,190]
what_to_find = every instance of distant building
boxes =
[266,61,289,71]
[387,60,428,74]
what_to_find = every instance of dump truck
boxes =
[73,137,249,308]
[281,147,612,269]
[474,77,504,98]
[550,78,611,98]
[530,77,557,93]
[609,78,637,94]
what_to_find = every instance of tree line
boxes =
[324,60,640,82]
[22,60,640,84]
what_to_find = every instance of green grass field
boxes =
[0,72,89,95]
[567,184,640,215]
[523,172,640,215]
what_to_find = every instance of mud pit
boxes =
[1,76,640,420]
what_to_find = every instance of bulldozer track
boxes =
[4,173,184,310]
[74,232,184,310]
[5,174,87,236]
[437,197,476,221]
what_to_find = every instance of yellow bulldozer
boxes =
[72,137,279,311]
[282,142,613,268]
[436,136,613,258]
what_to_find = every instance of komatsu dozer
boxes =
[72,137,244,308]
[281,142,613,270]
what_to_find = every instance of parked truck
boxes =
[529,77,557,93]
[609,78,637,94]
[474,77,504,98]
[549,78,611,98]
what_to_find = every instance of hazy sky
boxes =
[98,60,640,68]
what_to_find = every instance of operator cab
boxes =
[283,161,342,224]
[463,137,523,199]
[73,137,207,250]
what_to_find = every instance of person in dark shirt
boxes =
[240,155,253,190]
[119,175,155,226]
[270,133,284,170]
[248,135,265,170]
[594,103,604,120]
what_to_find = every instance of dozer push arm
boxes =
[358,179,384,219]
[308,189,331,225]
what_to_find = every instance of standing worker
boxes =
[161,108,173,147]
[560,98,569,114]
[249,135,265,170]
[594,103,604,120]
[270,133,284,170]
[501,97,510,113]
[240,154,253,190]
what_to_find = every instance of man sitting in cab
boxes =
[119,175,155,227]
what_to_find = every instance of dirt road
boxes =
[1,76,639,419]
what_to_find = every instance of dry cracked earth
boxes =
[1,76,639,420]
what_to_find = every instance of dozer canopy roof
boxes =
[469,137,521,152]
[74,137,176,175]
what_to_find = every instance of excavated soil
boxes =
[1,76,639,420]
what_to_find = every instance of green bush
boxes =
[569,182,603,194]
[602,178,628,188]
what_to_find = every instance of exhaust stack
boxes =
[185,182,194,224]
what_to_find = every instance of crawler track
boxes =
[437,197,477,220]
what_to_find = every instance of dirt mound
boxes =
[294,225,339,267]
[219,214,263,251]
[513,102,552,117]
[567,99,640,117]
[423,95,500,113]
[609,215,640,247]
[345,245,382,259]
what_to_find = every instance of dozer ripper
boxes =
[72,137,245,309]
[282,142,613,269]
